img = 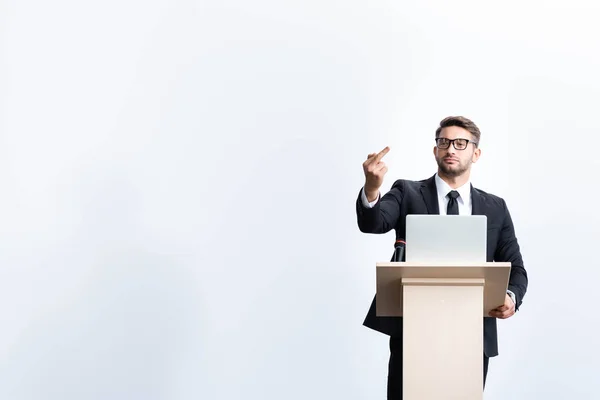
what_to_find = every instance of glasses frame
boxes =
[435,137,478,150]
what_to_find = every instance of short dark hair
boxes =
[435,116,481,145]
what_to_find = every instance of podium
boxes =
[376,261,511,400]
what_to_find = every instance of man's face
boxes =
[433,126,481,178]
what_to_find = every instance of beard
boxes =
[436,156,470,177]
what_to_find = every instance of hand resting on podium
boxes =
[489,293,516,319]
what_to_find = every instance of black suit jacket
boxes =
[356,174,528,357]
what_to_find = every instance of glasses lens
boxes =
[454,139,467,149]
[437,138,449,148]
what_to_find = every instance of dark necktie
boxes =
[447,190,460,215]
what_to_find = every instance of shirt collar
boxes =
[434,173,471,202]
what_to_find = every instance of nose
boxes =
[446,144,456,155]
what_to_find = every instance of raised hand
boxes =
[362,146,390,202]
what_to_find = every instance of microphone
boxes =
[393,239,406,262]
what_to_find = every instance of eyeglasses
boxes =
[435,137,478,150]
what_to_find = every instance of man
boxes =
[356,116,528,399]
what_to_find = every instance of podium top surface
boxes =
[377,261,510,267]
[375,261,511,317]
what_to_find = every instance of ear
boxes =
[472,147,481,163]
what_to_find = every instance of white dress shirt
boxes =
[433,173,471,215]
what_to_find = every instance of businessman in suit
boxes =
[356,116,528,399]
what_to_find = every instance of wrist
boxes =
[366,191,379,202]
[364,185,379,202]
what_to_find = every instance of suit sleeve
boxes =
[356,180,404,234]
[494,199,528,310]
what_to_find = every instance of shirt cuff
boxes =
[361,187,380,208]
[507,290,516,306]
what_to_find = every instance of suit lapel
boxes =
[471,184,483,215]
[420,175,440,214]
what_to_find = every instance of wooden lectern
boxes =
[376,261,511,399]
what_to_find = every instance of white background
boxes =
[1,0,599,399]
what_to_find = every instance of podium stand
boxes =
[376,261,511,400]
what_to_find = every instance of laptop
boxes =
[404,215,487,263]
